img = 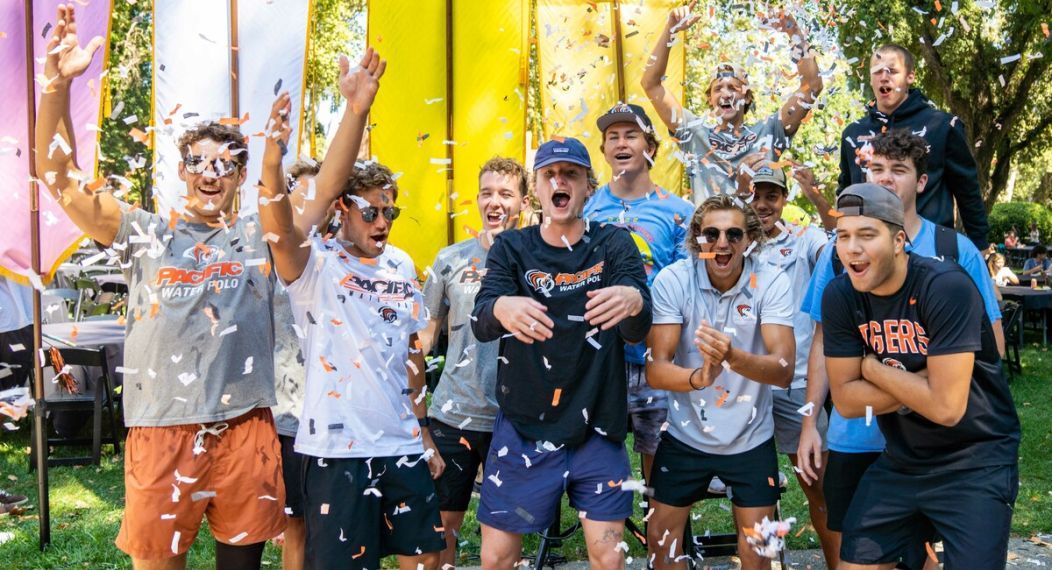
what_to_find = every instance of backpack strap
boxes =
[933,225,959,263]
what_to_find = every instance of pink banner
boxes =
[0,1,111,286]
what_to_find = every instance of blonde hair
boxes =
[685,195,765,257]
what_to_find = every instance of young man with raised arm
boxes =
[642,1,823,203]
[471,137,652,570]
[645,195,795,570]
[583,103,695,484]
[258,52,446,570]
[36,6,284,569]
[822,183,1019,568]
[417,156,530,568]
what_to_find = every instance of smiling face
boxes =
[835,215,906,294]
[177,138,246,221]
[534,162,592,226]
[337,187,396,259]
[477,171,527,232]
[866,153,925,214]
[870,50,915,114]
[750,184,787,235]
[601,123,654,175]
[708,76,752,124]
[698,208,750,286]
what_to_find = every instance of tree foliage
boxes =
[835,0,1052,206]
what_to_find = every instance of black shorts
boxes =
[302,454,445,568]
[841,458,1018,569]
[429,419,492,512]
[823,450,880,532]
[650,434,780,508]
[279,435,307,517]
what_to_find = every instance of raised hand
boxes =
[338,47,387,115]
[263,92,293,166]
[667,0,701,34]
[584,286,644,330]
[765,9,801,37]
[493,296,554,344]
[44,4,105,88]
[694,320,734,367]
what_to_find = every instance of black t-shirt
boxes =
[822,254,1020,472]
[472,223,652,447]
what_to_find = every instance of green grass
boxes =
[0,346,1049,567]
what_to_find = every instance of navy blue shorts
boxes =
[477,413,633,534]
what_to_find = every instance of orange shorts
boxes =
[115,408,286,560]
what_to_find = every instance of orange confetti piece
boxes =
[70,325,79,342]
[1043,23,1050,37]
[697,252,717,259]
[359,256,378,266]
[320,356,336,372]
[412,427,420,438]
[934,0,942,11]
[464,226,479,239]
[352,546,366,559]
[828,209,844,218]
[607,479,624,487]
[551,388,562,406]
[925,542,938,563]
[149,302,160,319]
[331,319,343,326]
[86,177,107,192]
[412,302,421,320]
[749,272,757,289]
[716,390,730,408]
[930,17,937,25]
[909,297,917,305]
[327,390,341,399]
[768,476,776,487]
[219,117,241,126]
[129,128,148,144]
[433,525,445,532]
[261,260,272,277]
[458,436,472,450]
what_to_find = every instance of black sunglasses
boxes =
[183,155,240,177]
[700,226,746,244]
[357,205,401,223]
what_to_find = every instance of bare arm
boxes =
[645,323,718,392]
[293,48,386,233]
[796,322,828,483]
[408,333,444,479]
[792,166,837,231]
[773,12,823,137]
[725,323,796,388]
[258,93,310,284]
[641,2,699,134]
[861,353,974,427]
[826,355,902,419]
[418,318,441,356]
[35,4,120,246]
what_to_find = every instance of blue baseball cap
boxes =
[533,137,592,171]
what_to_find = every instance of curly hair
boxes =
[479,156,528,196]
[869,128,928,177]
[177,122,249,167]
[685,195,765,257]
[287,159,321,180]
[342,161,399,202]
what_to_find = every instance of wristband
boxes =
[417,417,431,428]
[687,367,703,390]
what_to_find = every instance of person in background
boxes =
[0,275,32,516]
[988,253,1019,288]
[1029,222,1041,244]
[1004,229,1019,249]
[1022,245,1051,277]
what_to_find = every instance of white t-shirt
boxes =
[755,223,827,389]
[286,237,428,459]
[993,266,1017,287]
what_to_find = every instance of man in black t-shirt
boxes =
[472,137,652,569]
[821,183,1020,569]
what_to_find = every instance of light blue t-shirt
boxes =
[1023,257,1051,273]
[801,218,1003,453]
[583,184,694,364]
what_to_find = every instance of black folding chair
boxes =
[1001,300,1023,379]
[29,347,122,470]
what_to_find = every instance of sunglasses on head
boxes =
[183,155,240,177]
[700,226,746,244]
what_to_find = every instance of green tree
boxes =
[835,0,1052,207]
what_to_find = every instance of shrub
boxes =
[987,202,1052,246]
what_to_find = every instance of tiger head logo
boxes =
[525,270,555,295]
[378,306,398,324]
[182,243,223,266]
[779,247,793,257]
[881,357,906,371]
[736,304,753,318]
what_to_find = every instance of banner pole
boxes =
[23,0,51,550]
[444,0,454,246]
[612,0,626,103]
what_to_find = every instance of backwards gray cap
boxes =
[836,183,905,227]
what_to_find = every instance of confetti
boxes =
[551,388,562,406]
[865,405,873,426]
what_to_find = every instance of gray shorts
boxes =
[626,363,667,456]
[772,387,828,454]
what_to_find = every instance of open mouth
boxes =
[847,260,870,277]
[878,85,894,97]
[714,252,733,268]
[613,152,632,161]
[552,191,571,209]
[197,184,222,198]
[485,210,506,226]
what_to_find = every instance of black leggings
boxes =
[215,540,265,570]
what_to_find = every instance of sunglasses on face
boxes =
[357,204,401,223]
[700,226,746,244]
[183,155,240,177]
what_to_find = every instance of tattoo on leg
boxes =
[592,527,622,546]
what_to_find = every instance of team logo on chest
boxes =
[779,247,793,257]
[525,270,555,295]
[378,306,398,323]
[736,304,753,318]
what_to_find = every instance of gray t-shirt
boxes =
[675,109,790,204]
[423,239,498,432]
[651,257,793,454]
[110,209,277,427]
[272,286,304,437]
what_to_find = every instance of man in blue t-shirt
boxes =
[798,130,1003,568]
[584,103,695,483]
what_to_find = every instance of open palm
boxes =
[45,5,104,85]
[338,47,387,115]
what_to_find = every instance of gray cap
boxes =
[836,183,905,227]
[752,164,786,190]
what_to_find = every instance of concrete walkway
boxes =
[459,535,1052,569]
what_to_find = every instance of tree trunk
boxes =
[986,136,1014,208]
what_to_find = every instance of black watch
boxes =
[417,417,432,428]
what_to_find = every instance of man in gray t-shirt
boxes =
[418,157,529,568]
[36,13,284,564]
[641,4,824,203]
[644,195,795,569]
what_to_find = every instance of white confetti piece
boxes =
[487,471,503,487]
[865,405,873,426]
[320,503,330,515]
[177,373,197,386]
[161,514,176,520]
[228,532,248,544]
[497,446,508,457]
[797,401,814,417]
[171,531,181,554]
[242,357,253,375]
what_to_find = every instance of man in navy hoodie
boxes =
[838,44,989,250]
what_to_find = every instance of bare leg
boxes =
[131,554,186,570]
[839,563,896,570]
[641,452,656,484]
[281,516,306,570]
[645,499,691,570]
[480,524,523,569]
[787,451,840,568]
[581,518,626,570]
[398,551,440,570]
[439,510,467,568]
[732,505,776,570]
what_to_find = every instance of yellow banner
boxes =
[368,1,450,273]
[451,0,529,242]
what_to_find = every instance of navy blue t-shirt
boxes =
[822,254,1019,472]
